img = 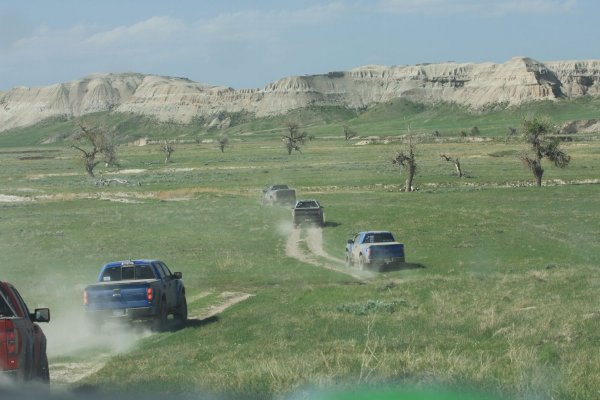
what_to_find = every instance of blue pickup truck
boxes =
[345,231,405,271]
[83,259,187,332]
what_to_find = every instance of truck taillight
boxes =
[6,330,16,354]
[146,287,153,302]
[3,319,18,369]
[83,290,89,305]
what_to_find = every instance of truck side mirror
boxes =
[32,308,50,323]
[173,272,183,279]
[347,239,354,244]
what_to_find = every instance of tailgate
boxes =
[294,208,321,216]
[85,281,154,311]
[371,244,405,259]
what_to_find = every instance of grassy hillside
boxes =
[1,97,599,148]
[1,117,599,399]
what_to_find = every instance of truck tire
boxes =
[152,300,168,332]
[36,351,50,383]
[174,294,188,328]
[345,252,353,267]
[358,254,366,270]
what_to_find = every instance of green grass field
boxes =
[1,104,599,399]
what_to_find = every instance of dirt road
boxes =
[49,291,253,386]
[285,226,372,281]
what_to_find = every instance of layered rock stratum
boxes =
[1,57,599,132]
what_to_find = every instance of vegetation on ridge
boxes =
[2,97,600,147]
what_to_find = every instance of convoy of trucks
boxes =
[1,182,409,387]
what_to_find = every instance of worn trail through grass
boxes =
[49,291,253,386]
[285,226,371,281]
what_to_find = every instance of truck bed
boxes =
[85,279,156,314]
[292,200,324,227]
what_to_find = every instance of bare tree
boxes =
[521,117,570,186]
[71,122,117,177]
[506,126,518,143]
[282,123,307,155]
[216,134,230,153]
[343,125,357,141]
[392,135,417,192]
[163,140,174,164]
[440,154,463,178]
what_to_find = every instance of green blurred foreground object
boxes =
[315,387,502,400]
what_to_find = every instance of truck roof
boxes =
[101,259,162,268]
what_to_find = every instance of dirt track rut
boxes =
[285,226,371,281]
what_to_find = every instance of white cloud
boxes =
[376,0,577,15]
[12,24,87,52]
[6,3,348,61]
[196,3,345,41]
[492,0,577,15]
[85,16,186,46]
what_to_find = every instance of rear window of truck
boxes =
[295,201,318,208]
[101,264,156,281]
[363,232,395,243]
[0,294,15,317]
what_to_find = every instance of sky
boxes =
[0,0,598,91]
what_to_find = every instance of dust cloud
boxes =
[276,219,294,237]
[43,298,152,385]
[45,305,151,357]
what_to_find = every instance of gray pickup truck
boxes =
[83,259,187,332]
[293,199,324,227]
[346,231,405,271]
[262,184,296,206]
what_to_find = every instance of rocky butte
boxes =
[1,56,599,132]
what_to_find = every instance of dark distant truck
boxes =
[83,259,187,332]
[262,184,296,206]
[345,231,405,271]
[293,199,324,227]
[0,281,50,383]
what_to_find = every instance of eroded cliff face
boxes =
[1,57,600,132]
[0,73,145,130]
